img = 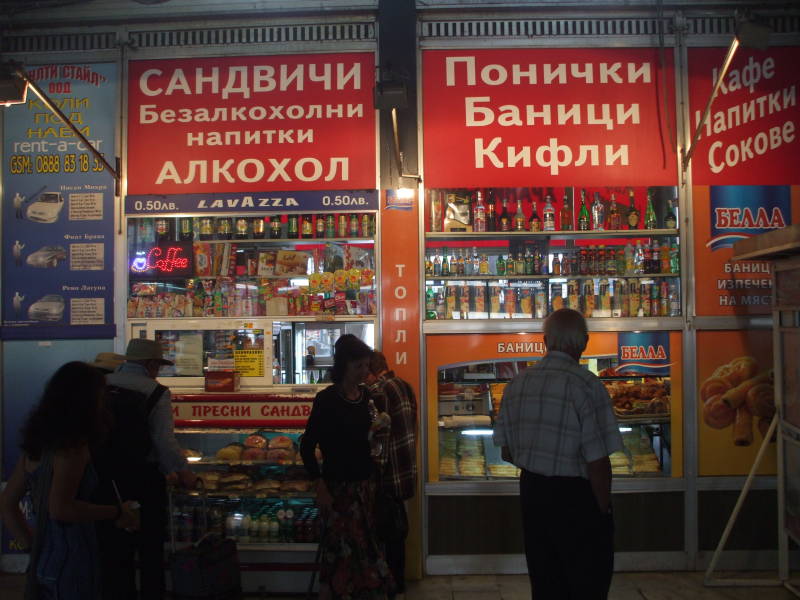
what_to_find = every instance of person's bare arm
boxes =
[49,445,133,526]
[586,455,612,514]
[0,458,32,549]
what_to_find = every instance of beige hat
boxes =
[91,352,126,373]
[125,338,174,365]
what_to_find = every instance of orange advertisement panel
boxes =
[697,330,776,476]
[379,189,421,408]
[693,185,799,316]
[425,331,683,480]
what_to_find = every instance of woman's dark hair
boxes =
[330,334,373,384]
[20,361,107,460]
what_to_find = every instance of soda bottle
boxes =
[216,217,232,240]
[287,214,299,239]
[301,215,314,239]
[252,217,266,239]
[179,217,194,241]
[315,215,326,238]
[269,215,282,238]
[235,217,250,239]
[155,217,171,242]
[199,217,214,241]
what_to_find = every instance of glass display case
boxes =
[126,213,376,321]
[424,186,681,321]
[169,387,321,548]
[434,355,672,480]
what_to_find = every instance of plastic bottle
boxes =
[240,513,251,543]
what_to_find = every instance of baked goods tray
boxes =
[177,490,316,499]
[191,459,299,466]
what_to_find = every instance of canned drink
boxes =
[235,217,249,239]
[155,218,169,239]
[348,214,360,237]
[216,217,232,240]
[325,214,336,238]
[337,214,348,237]
[361,213,372,237]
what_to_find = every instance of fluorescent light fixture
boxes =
[186,456,202,463]
[619,427,633,433]
[461,429,494,436]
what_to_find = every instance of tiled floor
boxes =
[1,571,798,598]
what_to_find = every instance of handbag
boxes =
[168,482,241,599]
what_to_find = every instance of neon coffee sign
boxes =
[130,243,193,278]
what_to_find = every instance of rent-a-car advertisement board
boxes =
[127,53,376,197]
[422,48,677,187]
[2,63,117,339]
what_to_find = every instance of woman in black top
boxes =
[300,335,393,600]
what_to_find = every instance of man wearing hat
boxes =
[97,338,194,600]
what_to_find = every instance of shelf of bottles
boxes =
[127,213,376,319]
[170,492,320,548]
[424,186,681,321]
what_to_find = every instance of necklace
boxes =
[337,385,362,404]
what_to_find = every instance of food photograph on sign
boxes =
[697,330,776,476]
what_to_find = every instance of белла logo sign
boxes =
[708,185,790,251]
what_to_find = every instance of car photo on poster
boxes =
[26,245,67,268]
[27,294,66,322]
[26,192,64,223]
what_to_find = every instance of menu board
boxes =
[2,63,117,339]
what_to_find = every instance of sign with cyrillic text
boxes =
[127,53,376,194]
[172,395,313,427]
[422,48,677,187]
[688,47,799,185]
[693,185,799,316]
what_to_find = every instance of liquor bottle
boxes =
[664,198,678,229]
[486,192,497,231]
[235,217,250,239]
[479,254,490,275]
[634,240,644,274]
[552,254,562,276]
[179,217,194,241]
[529,199,542,232]
[499,197,512,232]
[624,242,634,274]
[542,195,556,231]
[515,252,526,275]
[457,249,466,275]
[627,188,640,229]
[425,253,433,276]
[269,215,282,239]
[591,192,605,231]
[577,190,590,231]
[252,217,266,239]
[496,254,506,276]
[616,247,626,276]
[606,246,616,275]
[569,252,578,275]
[588,245,597,275]
[199,217,214,241]
[578,247,588,275]
[315,215,326,238]
[441,247,450,276]
[644,189,658,229]
[433,250,442,276]
[513,197,527,231]
[524,248,534,275]
[607,193,622,230]
[473,191,487,232]
[287,215,299,239]
[471,247,480,275]
[560,193,573,231]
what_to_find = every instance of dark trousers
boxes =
[519,469,614,600]
[97,470,167,600]
[376,493,408,595]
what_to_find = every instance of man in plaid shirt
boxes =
[493,308,623,600]
[368,351,417,598]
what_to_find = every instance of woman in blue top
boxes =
[0,361,139,600]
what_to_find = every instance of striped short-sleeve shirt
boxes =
[492,350,623,478]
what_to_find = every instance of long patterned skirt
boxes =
[319,479,394,600]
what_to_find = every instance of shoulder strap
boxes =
[145,383,167,415]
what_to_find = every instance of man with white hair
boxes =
[493,308,623,600]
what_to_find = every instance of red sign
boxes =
[172,393,313,428]
[127,53,376,194]
[422,48,677,188]
[688,47,800,185]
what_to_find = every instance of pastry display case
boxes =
[433,354,672,481]
[170,393,320,551]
